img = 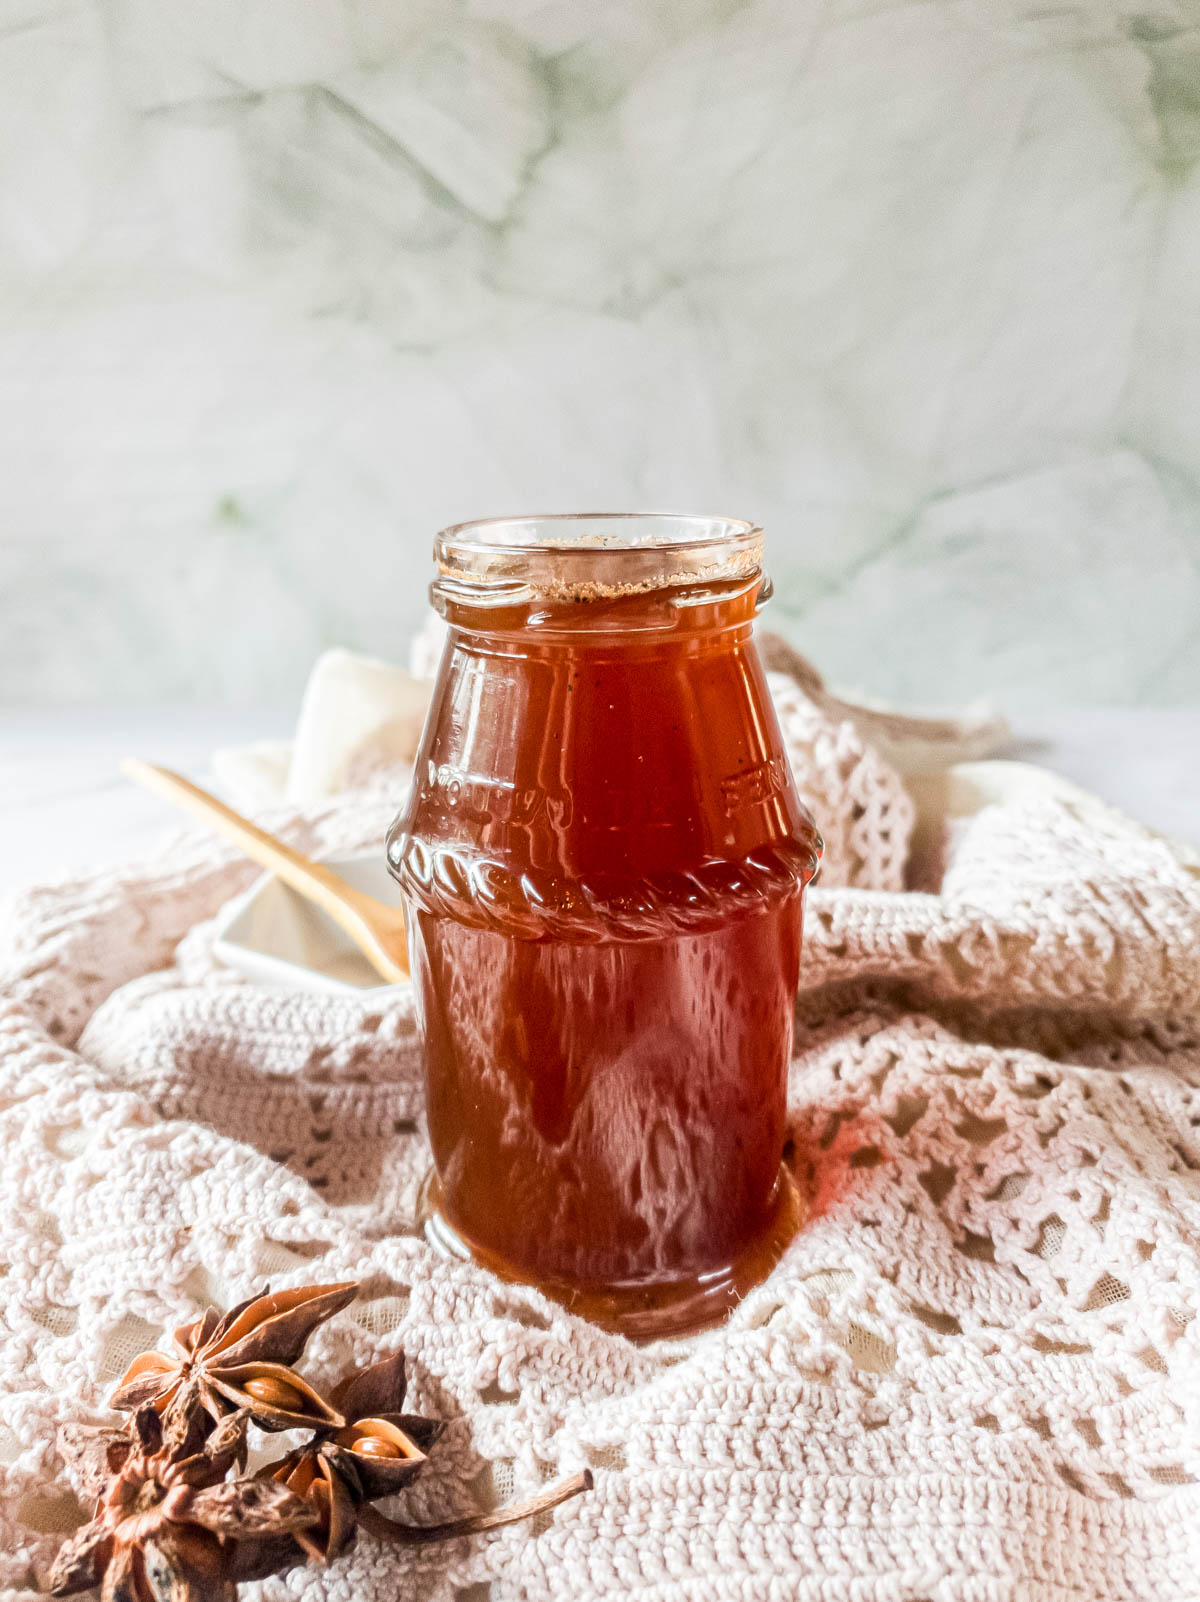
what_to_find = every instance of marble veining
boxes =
[2,0,1199,707]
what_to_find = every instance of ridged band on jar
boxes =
[387,833,820,942]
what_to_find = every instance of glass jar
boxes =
[387,514,821,1338]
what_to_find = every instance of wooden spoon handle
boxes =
[121,759,408,982]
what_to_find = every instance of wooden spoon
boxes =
[122,759,409,982]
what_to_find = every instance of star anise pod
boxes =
[240,1350,591,1572]
[110,1283,357,1433]
[48,1406,316,1602]
[56,1389,217,1511]
[48,1286,592,1599]
[244,1351,442,1566]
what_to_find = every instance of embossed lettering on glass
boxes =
[387,515,822,1338]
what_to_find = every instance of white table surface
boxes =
[0,705,1197,899]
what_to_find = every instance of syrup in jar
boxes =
[388,515,820,1337]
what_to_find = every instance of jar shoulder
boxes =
[388,628,819,940]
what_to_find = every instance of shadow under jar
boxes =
[388,514,821,1339]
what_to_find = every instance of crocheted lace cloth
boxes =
[1,672,1198,1602]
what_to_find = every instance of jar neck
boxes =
[434,572,771,644]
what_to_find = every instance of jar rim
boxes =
[439,511,759,555]
[434,512,764,604]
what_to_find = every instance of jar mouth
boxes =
[435,512,764,604]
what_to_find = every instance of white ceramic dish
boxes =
[211,849,406,994]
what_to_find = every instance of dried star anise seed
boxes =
[329,1417,436,1498]
[48,1406,316,1602]
[111,1283,357,1433]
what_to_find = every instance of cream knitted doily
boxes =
[0,678,1197,1602]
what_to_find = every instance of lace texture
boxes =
[0,677,1197,1601]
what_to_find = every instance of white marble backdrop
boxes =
[2,0,1199,709]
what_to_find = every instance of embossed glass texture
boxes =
[387,514,821,1337]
